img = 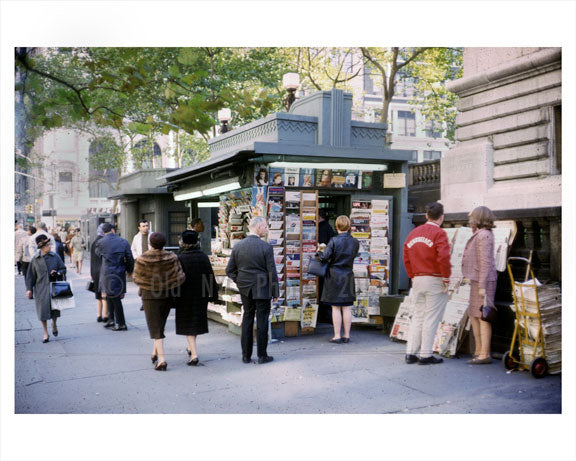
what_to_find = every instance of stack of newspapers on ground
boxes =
[512,279,562,374]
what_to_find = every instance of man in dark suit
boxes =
[96,223,135,331]
[226,217,278,364]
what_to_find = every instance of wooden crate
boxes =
[284,321,300,337]
[300,327,315,335]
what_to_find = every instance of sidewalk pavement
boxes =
[14,262,561,414]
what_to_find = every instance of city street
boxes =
[14,261,561,415]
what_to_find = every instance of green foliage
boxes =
[178,134,210,167]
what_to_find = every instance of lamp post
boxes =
[282,72,300,110]
[217,108,232,134]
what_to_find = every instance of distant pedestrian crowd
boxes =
[16,201,497,370]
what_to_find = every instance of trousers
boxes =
[406,276,448,358]
[240,292,271,359]
[107,296,126,326]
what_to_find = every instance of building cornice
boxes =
[447,48,561,96]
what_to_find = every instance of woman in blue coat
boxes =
[317,215,359,344]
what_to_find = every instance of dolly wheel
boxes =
[503,351,517,370]
[530,357,548,379]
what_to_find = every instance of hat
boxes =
[36,234,50,249]
[181,230,198,245]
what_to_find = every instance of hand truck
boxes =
[503,256,549,378]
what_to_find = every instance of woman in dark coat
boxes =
[317,215,359,344]
[52,233,66,263]
[90,223,108,323]
[176,230,219,365]
[26,234,67,343]
[133,232,185,371]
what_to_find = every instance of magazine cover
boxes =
[331,169,346,188]
[299,168,315,187]
[251,186,267,217]
[315,168,332,187]
[344,170,359,188]
[269,167,285,186]
[254,165,269,186]
[360,171,374,189]
[284,167,299,187]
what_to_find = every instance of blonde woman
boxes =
[317,215,360,343]
[461,206,498,364]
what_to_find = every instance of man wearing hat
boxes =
[226,217,279,365]
[95,223,135,331]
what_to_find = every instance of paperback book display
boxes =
[268,186,286,308]
[350,199,391,323]
[218,189,252,250]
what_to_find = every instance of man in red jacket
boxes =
[403,202,452,365]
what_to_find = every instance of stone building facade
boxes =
[441,47,561,281]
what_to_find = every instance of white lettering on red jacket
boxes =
[406,236,433,248]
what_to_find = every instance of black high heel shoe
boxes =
[43,336,49,343]
[186,348,192,357]
[151,354,158,364]
[52,328,58,337]
[187,357,199,366]
[155,361,167,371]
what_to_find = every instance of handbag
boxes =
[307,256,328,277]
[87,280,95,293]
[480,295,497,323]
[51,281,73,299]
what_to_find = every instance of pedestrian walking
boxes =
[131,219,150,311]
[403,202,452,365]
[90,223,109,323]
[28,222,56,260]
[95,223,134,331]
[175,230,219,366]
[52,232,66,263]
[225,217,278,364]
[317,215,360,344]
[70,228,86,274]
[14,223,28,275]
[462,206,498,365]
[25,234,67,343]
[16,225,35,286]
[133,232,185,371]
[65,228,75,266]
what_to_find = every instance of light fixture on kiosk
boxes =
[217,108,232,134]
[282,72,300,110]
[267,161,388,171]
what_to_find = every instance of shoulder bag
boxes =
[307,255,328,277]
[480,294,497,323]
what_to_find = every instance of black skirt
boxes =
[175,298,209,336]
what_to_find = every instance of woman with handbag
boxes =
[90,223,108,323]
[316,215,359,344]
[461,206,498,365]
[133,232,185,371]
[175,230,219,366]
[26,234,67,343]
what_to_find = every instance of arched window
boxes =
[89,141,119,198]
[134,140,162,169]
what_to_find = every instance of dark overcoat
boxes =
[90,235,104,299]
[318,232,360,304]
[175,247,219,336]
[26,252,66,321]
[225,235,279,300]
[95,233,134,298]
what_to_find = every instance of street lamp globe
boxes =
[217,108,232,134]
[282,72,300,110]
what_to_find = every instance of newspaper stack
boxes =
[432,284,470,356]
[512,280,562,374]
[389,289,416,341]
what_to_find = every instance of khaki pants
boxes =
[406,276,448,358]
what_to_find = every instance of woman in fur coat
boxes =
[176,230,219,366]
[133,232,185,371]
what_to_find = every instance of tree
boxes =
[360,47,462,141]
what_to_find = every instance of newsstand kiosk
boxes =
[160,89,413,337]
